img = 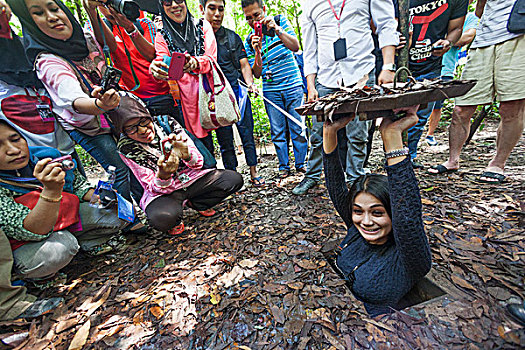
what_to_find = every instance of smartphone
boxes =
[161,138,173,158]
[254,21,262,38]
[432,45,444,51]
[0,11,12,40]
[168,52,186,80]
[49,155,75,171]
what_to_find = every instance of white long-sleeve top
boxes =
[302,0,399,88]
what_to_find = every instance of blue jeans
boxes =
[263,85,308,171]
[407,70,441,159]
[233,84,257,167]
[305,74,374,184]
[69,131,138,202]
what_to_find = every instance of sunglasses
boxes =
[123,117,151,135]
[161,0,185,6]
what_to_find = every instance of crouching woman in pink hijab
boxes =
[116,97,243,235]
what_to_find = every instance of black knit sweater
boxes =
[323,150,432,316]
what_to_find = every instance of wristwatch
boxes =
[382,63,397,72]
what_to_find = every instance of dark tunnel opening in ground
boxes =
[323,251,447,311]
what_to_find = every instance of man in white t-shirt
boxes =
[429,0,524,184]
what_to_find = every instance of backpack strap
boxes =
[226,29,241,71]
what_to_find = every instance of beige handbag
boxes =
[198,57,241,130]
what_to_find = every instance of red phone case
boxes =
[168,52,186,80]
[161,139,173,158]
[0,11,12,40]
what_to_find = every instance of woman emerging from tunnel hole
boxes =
[323,107,432,317]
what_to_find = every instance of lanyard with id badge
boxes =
[327,0,348,61]
[32,88,55,122]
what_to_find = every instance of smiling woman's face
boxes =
[123,118,155,143]
[163,0,187,24]
[0,124,29,171]
[25,0,73,41]
[352,192,392,245]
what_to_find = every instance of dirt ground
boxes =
[1,117,523,349]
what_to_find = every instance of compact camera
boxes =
[106,0,140,21]
[254,20,275,38]
[100,66,123,93]
[50,155,75,171]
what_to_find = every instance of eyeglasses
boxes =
[161,0,185,6]
[123,117,151,135]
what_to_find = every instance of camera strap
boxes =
[115,25,140,91]
[95,13,140,92]
[96,12,114,67]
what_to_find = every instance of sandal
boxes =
[428,164,458,175]
[199,208,216,217]
[279,170,291,178]
[478,171,506,184]
[168,222,185,235]
[249,176,266,187]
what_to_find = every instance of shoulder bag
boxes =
[198,57,241,130]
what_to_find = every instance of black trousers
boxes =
[145,169,243,232]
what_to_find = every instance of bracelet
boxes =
[127,27,139,39]
[94,99,119,113]
[94,99,110,113]
[39,193,62,203]
[385,147,409,159]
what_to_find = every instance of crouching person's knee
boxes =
[147,209,183,232]
[13,230,79,280]
[223,170,244,194]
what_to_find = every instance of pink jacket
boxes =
[119,134,213,210]
[153,19,217,138]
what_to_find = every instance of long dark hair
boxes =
[348,174,391,219]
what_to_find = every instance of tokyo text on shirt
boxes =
[409,0,468,76]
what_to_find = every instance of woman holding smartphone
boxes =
[115,97,242,235]
[149,0,217,152]
[7,0,142,205]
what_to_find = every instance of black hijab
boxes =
[7,0,89,63]
[159,0,202,55]
[0,32,42,87]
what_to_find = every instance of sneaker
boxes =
[17,297,64,319]
[199,208,216,217]
[168,223,185,235]
[425,135,438,146]
[279,170,291,178]
[292,178,317,195]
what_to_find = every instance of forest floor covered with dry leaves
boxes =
[1,117,524,349]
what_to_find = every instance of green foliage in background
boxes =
[75,145,97,167]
